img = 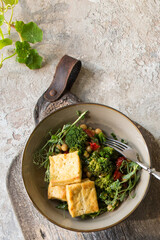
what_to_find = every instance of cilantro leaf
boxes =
[15,41,31,63]
[25,49,43,69]
[0,38,12,50]
[0,15,4,27]
[15,21,24,34]
[21,22,43,43]
[3,0,18,5]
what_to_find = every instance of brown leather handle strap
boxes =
[44,55,81,102]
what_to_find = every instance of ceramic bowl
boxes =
[22,103,151,232]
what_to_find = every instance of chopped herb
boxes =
[76,110,81,116]
[121,139,128,144]
[56,202,68,210]
[111,133,118,140]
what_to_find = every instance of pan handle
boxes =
[44,55,81,102]
[34,55,82,125]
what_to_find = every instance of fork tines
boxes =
[105,138,127,151]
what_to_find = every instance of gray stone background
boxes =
[0,0,160,239]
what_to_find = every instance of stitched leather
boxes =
[44,55,81,102]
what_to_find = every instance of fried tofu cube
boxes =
[48,179,90,202]
[49,151,82,186]
[66,180,99,217]
[48,182,66,201]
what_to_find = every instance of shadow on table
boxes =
[127,124,160,221]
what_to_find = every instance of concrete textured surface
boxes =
[0,0,160,239]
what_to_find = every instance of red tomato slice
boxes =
[89,142,100,151]
[113,169,122,181]
[84,129,95,138]
[116,156,125,169]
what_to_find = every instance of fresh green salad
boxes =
[34,111,141,219]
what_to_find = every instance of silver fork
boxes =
[105,138,160,180]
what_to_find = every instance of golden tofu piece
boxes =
[48,179,90,201]
[49,151,82,186]
[66,180,99,217]
[48,182,66,201]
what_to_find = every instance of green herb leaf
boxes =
[21,22,43,43]
[0,38,12,50]
[50,135,59,144]
[0,15,4,27]
[44,164,50,182]
[111,133,118,140]
[61,123,71,131]
[56,202,68,210]
[110,180,121,191]
[76,110,81,116]
[121,139,128,144]
[98,132,106,143]
[3,0,18,5]
[15,41,31,63]
[15,40,43,68]
[99,191,108,200]
[65,125,88,151]
[15,20,24,34]
[81,207,107,219]
[119,192,126,202]
[25,49,43,69]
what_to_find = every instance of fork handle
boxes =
[136,161,160,180]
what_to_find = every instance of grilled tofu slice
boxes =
[66,180,99,217]
[49,151,81,186]
[48,182,67,201]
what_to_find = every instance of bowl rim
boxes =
[22,102,151,232]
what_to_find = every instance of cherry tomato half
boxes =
[89,142,100,151]
[116,156,125,169]
[84,129,95,138]
[113,169,122,181]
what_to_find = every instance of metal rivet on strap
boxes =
[49,89,57,96]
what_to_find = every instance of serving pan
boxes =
[22,55,151,232]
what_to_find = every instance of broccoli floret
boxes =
[99,147,120,160]
[103,147,114,155]
[88,153,115,177]
[98,132,106,143]
[95,174,113,189]
[97,179,122,209]
[65,126,88,152]
[88,159,102,176]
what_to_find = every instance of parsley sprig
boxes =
[0,0,43,69]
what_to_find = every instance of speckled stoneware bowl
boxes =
[22,103,151,232]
